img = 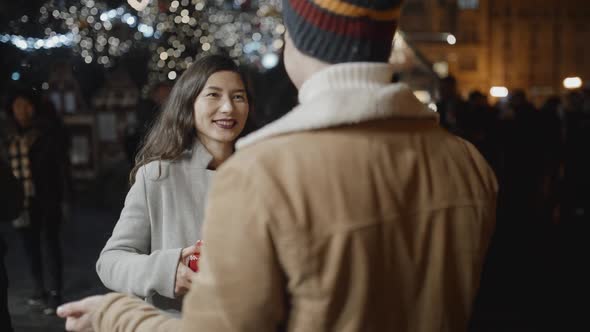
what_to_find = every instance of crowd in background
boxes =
[437,76,590,330]
[437,76,590,229]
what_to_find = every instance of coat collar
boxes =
[187,138,214,169]
[237,62,438,149]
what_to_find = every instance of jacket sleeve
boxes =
[180,163,287,332]
[92,293,180,332]
[96,166,182,299]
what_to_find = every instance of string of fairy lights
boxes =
[1,0,285,88]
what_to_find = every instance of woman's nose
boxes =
[220,97,234,113]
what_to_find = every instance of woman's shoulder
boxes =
[137,153,192,182]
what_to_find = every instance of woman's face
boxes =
[12,97,35,128]
[193,70,249,146]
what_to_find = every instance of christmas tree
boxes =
[1,0,285,92]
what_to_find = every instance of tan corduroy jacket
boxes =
[91,63,498,332]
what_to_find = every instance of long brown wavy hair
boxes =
[129,54,251,184]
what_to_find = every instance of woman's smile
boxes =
[212,119,237,129]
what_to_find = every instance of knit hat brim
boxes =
[283,0,403,63]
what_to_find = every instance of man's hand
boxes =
[56,295,105,332]
[174,242,202,297]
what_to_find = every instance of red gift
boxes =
[188,254,200,272]
[187,240,203,272]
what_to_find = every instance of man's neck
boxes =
[297,60,330,90]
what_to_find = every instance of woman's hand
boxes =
[174,241,202,297]
[57,295,105,332]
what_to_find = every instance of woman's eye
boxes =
[233,95,245,101]
[206,92,219,97]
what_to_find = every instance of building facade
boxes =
[399,0,590,104]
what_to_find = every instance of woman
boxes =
[95,54,251,314]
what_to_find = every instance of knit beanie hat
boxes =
[282,0,404,63]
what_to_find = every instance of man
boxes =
[58,0,497,331]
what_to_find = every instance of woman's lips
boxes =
[213,119,237,129]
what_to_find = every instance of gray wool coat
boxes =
[96,141,214,313]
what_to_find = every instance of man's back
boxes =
[227,118,497,331]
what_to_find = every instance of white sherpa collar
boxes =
[236,62,438,149]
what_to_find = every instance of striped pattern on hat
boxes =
[282,0,404,63]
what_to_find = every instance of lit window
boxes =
[458,0,479,10]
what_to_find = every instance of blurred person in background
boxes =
[463,90,501,173]
[95,54,251,314]
[496,89,544,224]
[559,88,590,331]
[436,75,468,135]
[0,158,23,332]
[561,91,590,224]
[537,96,564,224]
[3,89,69,315]
[582,82,590,114]
[58,0,497,331]
[124,82,173,165]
